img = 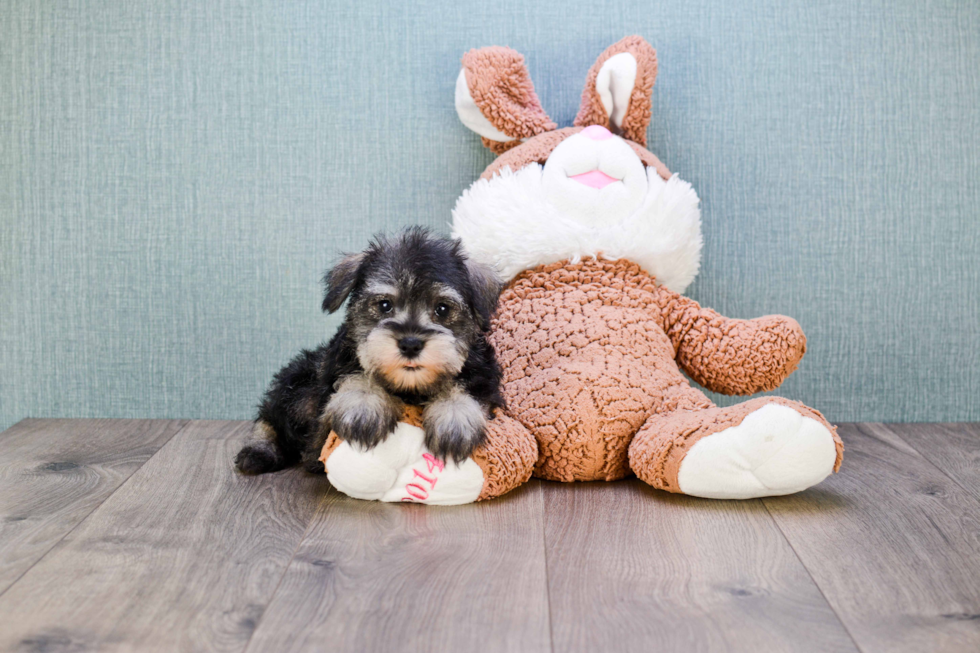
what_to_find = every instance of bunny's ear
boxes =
[574,36,658,147]
[455,47,557,155]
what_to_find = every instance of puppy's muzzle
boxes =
[397,336,425,359]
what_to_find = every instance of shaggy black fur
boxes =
[234,228,504,475]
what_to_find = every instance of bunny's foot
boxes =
[629,397,843,499]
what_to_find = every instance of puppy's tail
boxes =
[234,420,293,474]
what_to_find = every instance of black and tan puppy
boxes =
[235,228,504,475]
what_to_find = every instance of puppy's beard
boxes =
[357,330,466,392]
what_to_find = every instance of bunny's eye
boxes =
[378,299,393,314]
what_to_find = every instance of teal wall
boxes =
[2,1,979,431]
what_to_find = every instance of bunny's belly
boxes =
[490,259,707,481]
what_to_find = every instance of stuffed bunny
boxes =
[321,36,842,504]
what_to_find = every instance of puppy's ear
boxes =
[465,258,503,330]
[322,252,366,313]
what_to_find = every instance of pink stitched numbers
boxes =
[401,453,446,502]
[423,453,445,473]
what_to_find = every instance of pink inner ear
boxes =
[569,170,619,189]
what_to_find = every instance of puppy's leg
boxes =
[300,421,333,474]
[235,348,321,474]
[423,384,488,463]
[235,420,291,474]
[323,374,402,451]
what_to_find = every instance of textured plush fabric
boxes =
[574,36,659,146]
[656,285,808,395]
[461,47,556,142]
[489,258,832,483]
[455,163,702,290]
[451,35,843,500]
[2,2,979,431]
[480,126,671,182]
[629,396,843,494]
[470,410,538,500]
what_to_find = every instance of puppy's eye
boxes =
[434,303,451,319]
[378,299,393,314]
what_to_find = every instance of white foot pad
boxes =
[677,404,837,499]
[325,422,484,505]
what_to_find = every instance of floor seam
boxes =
[859,422,980,573]
[239,485,328,653]
[761,498,867,653]
[880,422,980,508]
[0,419,190,601]
[540,482,557,653]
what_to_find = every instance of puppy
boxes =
[235,227,504,475]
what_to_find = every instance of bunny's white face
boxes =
[450,38,704,294]
[540,125,648,228]
[452,135,702,293]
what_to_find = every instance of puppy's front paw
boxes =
[328,402,400,449]
[423,389,487,464]
[325,376,401,450]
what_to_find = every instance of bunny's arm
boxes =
[653,286,807,396]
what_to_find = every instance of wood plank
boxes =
[543,479,858,653]
[0,418,185,595]
[764,423,980,653]
[886,422,980,503]
[0,420,325,653]
[244,480,551,653]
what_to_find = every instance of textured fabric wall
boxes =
[2,1,978,431]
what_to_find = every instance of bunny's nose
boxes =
[581,124,613,140]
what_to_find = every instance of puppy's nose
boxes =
[397,337,425,359]
[581,124,613,140]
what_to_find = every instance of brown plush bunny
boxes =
[450,36,843,499]
[320,36,842,504]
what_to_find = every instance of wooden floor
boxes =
[0,421,978,652]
